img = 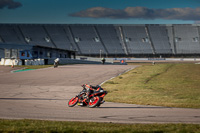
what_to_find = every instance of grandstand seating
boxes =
[19,25,56,48]
[166,26,176,54]
[0,25,26,44]
[62,25,80,52]
[0,24,200,56]
[96,25,125,55]
[44,25,74,50]
[148,26,172,54]
[70,25,106,55]
[174,25,200,54]
[122,26,153,54]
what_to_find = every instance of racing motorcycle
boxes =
[54,62,58,68]
[68,84,107,108]
[54,58,59,68]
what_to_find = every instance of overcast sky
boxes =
[0,0,200,24]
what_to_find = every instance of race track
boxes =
[0,65,200,124]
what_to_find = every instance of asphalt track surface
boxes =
[0,65,200,124]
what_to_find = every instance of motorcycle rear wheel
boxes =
[68,97,78,107]
[88,96,101,108]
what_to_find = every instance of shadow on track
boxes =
[99,106,171,109]
[0,98,66,100]
[0,98,171,109]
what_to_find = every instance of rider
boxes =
[101,57,106,65]
[83,84,100,99]
[54,58,60,66]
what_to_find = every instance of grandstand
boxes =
[121,25,153,55]
[0,24,200,60]
[0,24,26,45]
[173,25,200,54]
[147,25,172,54]
[44,25,74,50]
[70,25,106,55]
[96,25,125,55]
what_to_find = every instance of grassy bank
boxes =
[102,63,200,108]
[0,119,200,133]
[15,65,53,69]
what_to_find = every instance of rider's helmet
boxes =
[55,58,60,62]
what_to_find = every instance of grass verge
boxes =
[15,65,53,70]
[102,63,200,108]
[0,119,200,133]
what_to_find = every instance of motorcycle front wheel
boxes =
[88,96,101,108]
[68,97,78,107]
[96,97,103,107]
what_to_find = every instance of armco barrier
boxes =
[113,58,200,62]
[1,58,199,65]
[47,58,104,65]
[76,56,114,64]
[0,58,108,65]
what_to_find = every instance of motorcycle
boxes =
[68,84,107,108]
[54,62,58,68]
[54,58,59,68]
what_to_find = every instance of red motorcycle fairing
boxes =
[68,84,107,108]
[89,90,107,98]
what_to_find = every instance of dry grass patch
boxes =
[102,64,200,108]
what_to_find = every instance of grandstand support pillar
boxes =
[166,25,176,55]
[118,26,128,55]
[0,36,5,43]
[68,26,82,55]
[93,26,109,55]
[18,25,29,44]
[172,26,177,54]
[43,26,57,49]
[63,26,78,53]
[197,26,200,47]
[145,26,156,55]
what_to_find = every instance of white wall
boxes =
[0,58,44,66]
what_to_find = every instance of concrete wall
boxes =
[0,58,111,65]
[0,58,44,66]
[47,58,104,65]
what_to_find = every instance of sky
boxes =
[0,0,200,24]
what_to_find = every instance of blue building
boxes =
[0,43,75,65]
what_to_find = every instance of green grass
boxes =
[2,64,200,132]
[15,64,75,70]
[13,69,36,73]
[102,63,200,108]
[0,119,200,133]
